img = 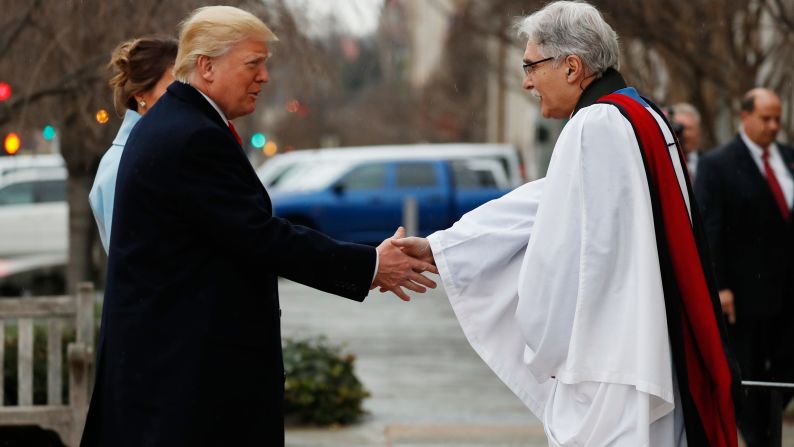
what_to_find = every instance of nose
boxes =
[522,74,534,91]
[256,64,269,84]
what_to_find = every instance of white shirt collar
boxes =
[739,126,777,159]
[189,83,229,124]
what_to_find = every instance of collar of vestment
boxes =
[572,67,627,117]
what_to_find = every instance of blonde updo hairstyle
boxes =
[108,36,178,117]
[173,6,278,84]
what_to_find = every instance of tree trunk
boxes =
[67,174,94,295]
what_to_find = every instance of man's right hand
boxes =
[718,289,735,324]
[372,227,438,301]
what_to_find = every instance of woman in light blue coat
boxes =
[90,37,177,252]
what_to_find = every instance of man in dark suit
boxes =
[695,87,794,447]
[81,6,437,447]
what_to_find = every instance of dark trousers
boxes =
[729,315,794,447]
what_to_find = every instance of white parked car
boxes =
[0,166,68,296]
[0,167,68,258]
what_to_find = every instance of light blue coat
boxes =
[89,109,140,253]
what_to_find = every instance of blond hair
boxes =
[174,6,278,83]
[108,36,178,116]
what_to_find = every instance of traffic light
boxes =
[264,141,278,156]
[4,133,21,155]
[42,125,56,141]
[0,82,10,102]
[250,132,266,149]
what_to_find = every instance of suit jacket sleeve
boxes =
[694,155,728,290]
[177,127,376,300]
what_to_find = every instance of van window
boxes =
[35,180,66,203]
[339,163,386,190]
[451,161,498,188]
[396,163,437,188]
[276,162,350,192]
[0,181,36,205]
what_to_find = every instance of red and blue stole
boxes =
[598,91,738,447]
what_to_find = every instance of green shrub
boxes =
[283,337,370,426]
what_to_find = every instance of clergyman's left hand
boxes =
[372,227,438,301]
[390,233,434,266]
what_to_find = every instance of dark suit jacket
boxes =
[695,135,794,319]
[81,82,376,447]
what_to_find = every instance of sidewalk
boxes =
[280,280,794,446]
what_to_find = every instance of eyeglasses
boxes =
[522,57,554,76]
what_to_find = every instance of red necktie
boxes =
[228,121,243,146]
[762,150,790,221]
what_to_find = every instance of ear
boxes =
[196,55,215,82]
[564,55,584,84]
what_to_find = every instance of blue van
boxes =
[267,145,521,244]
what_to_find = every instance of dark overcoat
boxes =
[696,137,794,320]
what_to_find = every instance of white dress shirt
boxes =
[740,127,794,209]
[686,151,699,180]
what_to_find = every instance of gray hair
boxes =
[516,1,620,77]
[671,102,701,123]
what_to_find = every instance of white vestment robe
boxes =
[428,102,691,446]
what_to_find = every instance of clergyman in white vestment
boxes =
[391,2,738,446]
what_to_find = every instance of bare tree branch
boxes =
[763,0,794,33]
[0,0,42,59]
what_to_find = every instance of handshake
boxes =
[371,227,437,301]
